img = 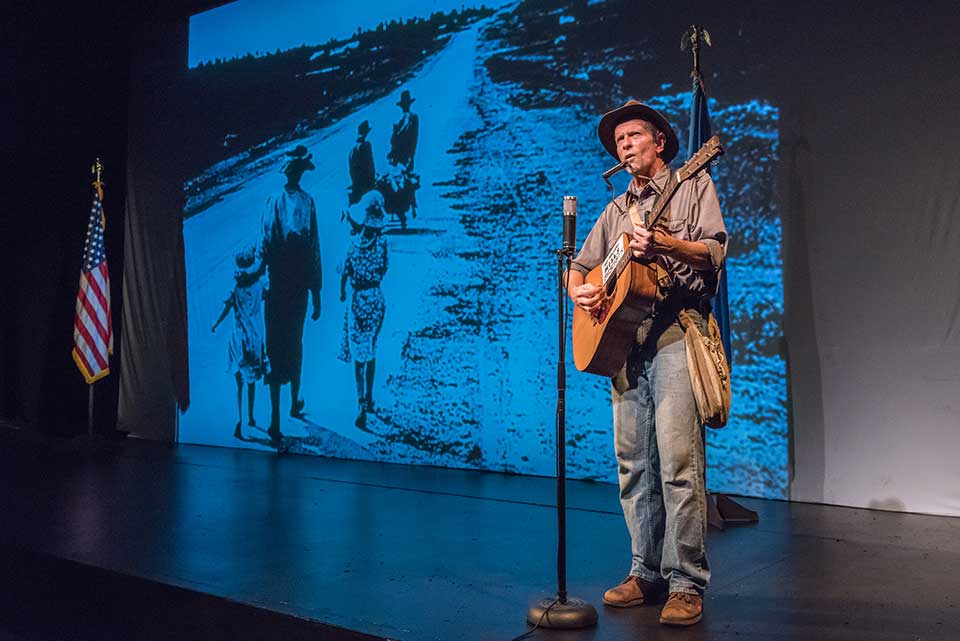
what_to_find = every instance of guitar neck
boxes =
[644,171,681,229]
[643,135,723,229]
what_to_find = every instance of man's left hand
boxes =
[629,224,673,260]
[311,297,321,320]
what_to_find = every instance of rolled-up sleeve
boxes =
[689,173,727,270]
[571,204,615,275]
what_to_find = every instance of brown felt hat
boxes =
[597,100,679,163]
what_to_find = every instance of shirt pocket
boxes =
[665,217,688,239]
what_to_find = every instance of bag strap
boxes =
[679,309,722,348]
[677,309,697,332]
[626,169,674,295]
[625,166,673,228]
[626,199,644,228]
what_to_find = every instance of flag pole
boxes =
[88,385,95,438]
[682,26,759,529]
[87,158,104,439]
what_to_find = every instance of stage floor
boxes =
[1,427,958,641]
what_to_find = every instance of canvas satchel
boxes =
[677,309,731,428]
[624,170,730,426]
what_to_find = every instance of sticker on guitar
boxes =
[591,237,630,324]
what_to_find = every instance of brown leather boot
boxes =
[659,592,703,626]
[602,576,664,608]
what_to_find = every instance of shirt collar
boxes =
[626,163,672,202]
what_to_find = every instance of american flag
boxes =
[72,182,113,384]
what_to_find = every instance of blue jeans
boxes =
[612,338,710,595]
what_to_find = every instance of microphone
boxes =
[562,195,577,253]
[601,159,628,181]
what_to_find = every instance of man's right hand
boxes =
[571,283,603,313]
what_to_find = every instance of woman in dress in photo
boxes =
[339,191,389,429]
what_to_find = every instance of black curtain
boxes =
[117,15,193,440]
[4,0,132,435]
[3,0,225,438]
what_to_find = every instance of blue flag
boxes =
[688,73,733,366]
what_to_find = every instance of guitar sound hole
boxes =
[605,276,617,297]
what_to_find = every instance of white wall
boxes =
[777,2,960,515]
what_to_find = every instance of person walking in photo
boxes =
[260,144,323,443]
[381,90,421,228]
[339,191,389,430]
[211,246,266,439]
[348,120,376,206]
[387,90,418,171]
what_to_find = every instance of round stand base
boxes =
[526,596,598,629]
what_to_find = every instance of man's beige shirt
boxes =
[571,165,728,351]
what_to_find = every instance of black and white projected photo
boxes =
[180,0,787,498]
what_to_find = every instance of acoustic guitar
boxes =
[572,135,724,377]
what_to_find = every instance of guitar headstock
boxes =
[676,135,724,183]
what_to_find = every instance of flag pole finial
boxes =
[91,158,104,199]
[680,25,711,78]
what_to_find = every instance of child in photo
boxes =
[212,245,266,439]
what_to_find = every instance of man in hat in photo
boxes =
[566,101,728,626]
[388,89,419,171]
[260,144,323,443]
[348,120,375,206]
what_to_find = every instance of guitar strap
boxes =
[625,167,674,300]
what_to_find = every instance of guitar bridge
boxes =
[591,298,611,324]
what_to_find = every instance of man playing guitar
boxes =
[567,101,728,627]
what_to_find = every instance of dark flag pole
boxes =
[682,26,759,529]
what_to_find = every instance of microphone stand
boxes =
[524,240,598,630]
